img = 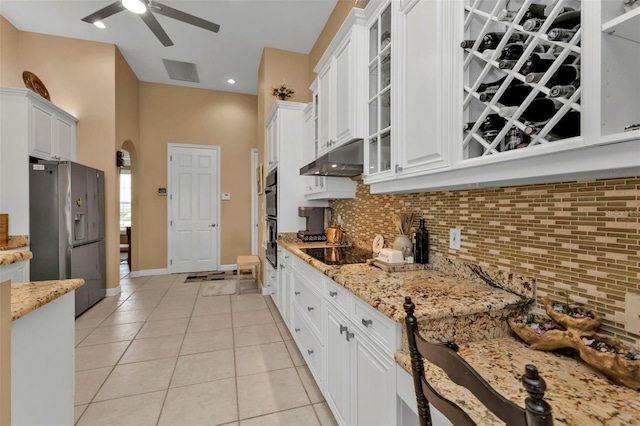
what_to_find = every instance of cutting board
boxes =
[0,214,7,246]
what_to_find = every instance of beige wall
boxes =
[1,25,121,289]
[115,49,140,271]
[138,82,257,268]
[0,16,20,87]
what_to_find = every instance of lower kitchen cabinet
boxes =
[325,305,351,425]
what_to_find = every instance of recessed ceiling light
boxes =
[93,21,107,29]
[331,164,337,168]
[122,0,146,14]
[227,79,236,84]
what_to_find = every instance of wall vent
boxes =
[162,59,200,83]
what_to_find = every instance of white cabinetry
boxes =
[363,1,640,194]
[0,258,29,284]
[0,88,78,235]
[267,114,279,172]
[324,279,397,426]
[266,101,324,232]
[315,9,368,157]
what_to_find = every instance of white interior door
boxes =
[169,144,220,273]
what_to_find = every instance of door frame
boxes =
[251,148,259,255]
[167,143,221,273]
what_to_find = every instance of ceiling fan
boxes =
[81,0,220,47]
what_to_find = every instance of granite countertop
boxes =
[0,250,33,266]
[277,240,529,323]
[0,235,29,251]
[11,279,84,321]
[395,337,640,425]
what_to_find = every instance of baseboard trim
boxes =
[130,268,170,278]
[105,286,121,297]
[219,264,237,271]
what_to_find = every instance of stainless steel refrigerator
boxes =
[29,160,106,317]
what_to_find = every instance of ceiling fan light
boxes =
[122,0,146,14]
[93,21,107,29]
[227,79,236,84]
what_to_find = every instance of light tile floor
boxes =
[74,273,338,426]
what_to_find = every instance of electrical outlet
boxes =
[449,228,461,250]
[625,292,640,334]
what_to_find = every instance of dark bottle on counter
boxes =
[414,219,429,264]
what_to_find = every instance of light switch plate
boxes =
[449,228,461,250]
[625,292,640,334]
[221,193,231,200]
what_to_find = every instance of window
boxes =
[120,169,131,229]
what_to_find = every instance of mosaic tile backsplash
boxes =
[330,177,640,346]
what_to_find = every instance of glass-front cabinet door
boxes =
[366,2,393,180]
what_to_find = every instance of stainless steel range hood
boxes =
[299,139,363,177]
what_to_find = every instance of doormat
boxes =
[201,281,237,296]
[184,270,236,283]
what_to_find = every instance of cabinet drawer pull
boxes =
[362,319,373,327]
[329,291,337,297]
[307,306,314,312]
[284,255,290,259]
[308,349,314,355]
[339,324,348,334]
[295,291,300,296]
[346,331,354,342]
[295,328,301,333]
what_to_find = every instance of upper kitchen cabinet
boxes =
[1,88,77,162]
[368,0,640,194]
[315,8,368,157]
[589,0,640,145]
[266,110,279,173]
[365,0,451,186]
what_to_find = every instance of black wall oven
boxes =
[265,169,278,268]
[266,217,277,268]
[265,169,277,218]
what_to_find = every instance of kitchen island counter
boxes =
[395,337,640,425]
[11,279,84,321]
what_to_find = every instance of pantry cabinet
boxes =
[362,0,640,194]
[315,9,368,157]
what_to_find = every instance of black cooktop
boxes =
[299,246,374,265]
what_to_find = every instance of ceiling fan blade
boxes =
[139,12,174,47]
[81,1,126,24]
[150,1,220,33]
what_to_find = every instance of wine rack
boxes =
[462,0,582,160]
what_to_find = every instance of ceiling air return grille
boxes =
[162,59,200,83]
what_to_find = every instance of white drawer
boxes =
[352,296,397,353]
[292,255,323,291]
[324,278,350,315]
[292,306,324,387]
[293,275,323,339]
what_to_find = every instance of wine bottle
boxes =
[482,49,498,60]
[476,75,508,93]
[504,127,530,150]
[414,219,429,264]
[480,83,535,106]
[525,64,580,85]
[549,84,577,98]
[525,111,580,139]
[460,39,477,49]
[463,121,476,131]
[498,42,545,61]
[523,10,580,32]
[520,98,564,122]
[480,114,507,132]
[497,3,546,24]
[521,52,558,74]
[481,32,526,51]
[547,27,578,42]
[498,59,519,70]
[623,0,640,13]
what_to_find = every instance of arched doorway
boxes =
[118,140,138,277]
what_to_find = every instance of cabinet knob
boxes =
[339,324,348,334]
[329,291,337,297]
[307,306,314,312]
[307,349,314,355]
[362,319,373,327]
[295,291,300,296]
[346,331,354,342]
[284,255,290,259]
[295,328,300,333]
